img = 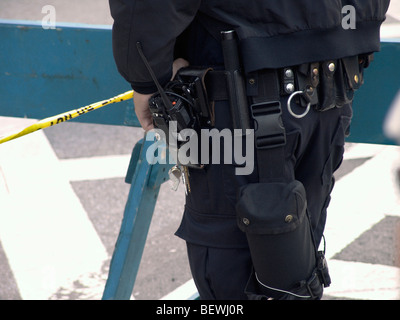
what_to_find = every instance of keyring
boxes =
[287,91,311,119]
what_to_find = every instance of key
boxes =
[182,166,191,194]
[168,165,182,191]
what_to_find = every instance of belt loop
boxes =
[251,69,280,104]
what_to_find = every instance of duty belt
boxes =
[205,55,369,109]
[203,54,370,182]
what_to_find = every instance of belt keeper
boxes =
[295,63,319,106]
[282,68,296,95]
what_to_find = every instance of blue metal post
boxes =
[102,133,172,300]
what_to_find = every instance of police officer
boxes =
[109,0,390,300]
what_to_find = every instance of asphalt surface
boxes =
[0,1,400,300]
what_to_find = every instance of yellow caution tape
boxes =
[0,90,134,145]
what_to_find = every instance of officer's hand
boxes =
[134,58,189,132]
[134,92,154,131]
[172,58,189,78]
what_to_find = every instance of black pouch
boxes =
[236,180,319,299]
[174,67,215,127]
[317,60,337,111]
[317,55,364,112]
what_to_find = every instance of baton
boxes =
[221,30,251,136]
[0,90,134,145]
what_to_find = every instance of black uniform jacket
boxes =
[109,0,389,93]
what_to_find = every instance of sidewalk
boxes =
[382,1,400,38]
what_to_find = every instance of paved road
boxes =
[0,1,400,300]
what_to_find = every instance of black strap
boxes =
[205,68,287,182]
[205,70,228,101]
[248,69,287,183]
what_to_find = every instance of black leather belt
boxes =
[205,68,283,103]
[204,54,370,109]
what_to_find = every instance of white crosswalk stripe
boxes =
[324,144,400,299]
[0,119,109,300]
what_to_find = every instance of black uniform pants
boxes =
[176,91,352,299]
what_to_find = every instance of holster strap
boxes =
[205,68,287,183]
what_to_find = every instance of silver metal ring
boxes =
[287,91,311,119]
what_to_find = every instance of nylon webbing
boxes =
[249,69,287,183]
